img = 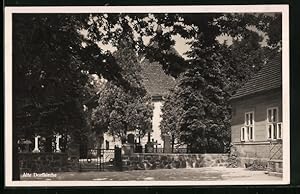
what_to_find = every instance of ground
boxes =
[20,167,281,181]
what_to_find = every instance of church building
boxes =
[102,58,175,150]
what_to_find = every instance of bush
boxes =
[246,159,268,171]
[227,145,240,168]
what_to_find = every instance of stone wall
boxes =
[19,152,79,173]
[122,153,229,170]
[268,160,283,173]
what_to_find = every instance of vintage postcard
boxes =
[4,5,290,186]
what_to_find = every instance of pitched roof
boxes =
[140,59,175,97]
[231,55,282,99]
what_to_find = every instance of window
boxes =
[277,123,282,139]
[267,107,282,140]
[268,107,278,123]
[241,127,245,141]
[241,112,254,142]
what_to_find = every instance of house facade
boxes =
[230,55,282,172]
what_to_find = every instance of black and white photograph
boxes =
[4,5,289,186]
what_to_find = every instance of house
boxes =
[102,58,175,150]
[230,55,282,173]
[139,58,176,147]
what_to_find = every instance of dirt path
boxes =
[20,167,281,181]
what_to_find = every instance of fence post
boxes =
[114,146,122,171]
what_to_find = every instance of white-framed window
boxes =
[241,111,254,142]
[267,107,278,123]
[267,107,282,140]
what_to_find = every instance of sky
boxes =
[96,34,191,58]
[82,13,269,60]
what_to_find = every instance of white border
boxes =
[4,5,290,187]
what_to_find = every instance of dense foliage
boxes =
[161,50,232,153]
[88,43,153,141]
[13,13,282,179]
[13,14,130,144]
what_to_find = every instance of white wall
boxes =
[102,133,121,149]
[151,101,164,146]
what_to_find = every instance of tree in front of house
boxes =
[161,50,231,153]
[90,83,153,143]
[12,14,137,180]
[88,41,153,145]
[160,89,179,151]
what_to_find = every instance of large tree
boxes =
[89,42,153,143]
[13,14,132,144]
[12,14,137,179]
[90,83,153,141]
[161,49,232,153]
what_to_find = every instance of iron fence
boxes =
[79,148,118,171]
[138,147,188,153]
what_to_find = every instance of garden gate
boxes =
[79,147,121,171]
